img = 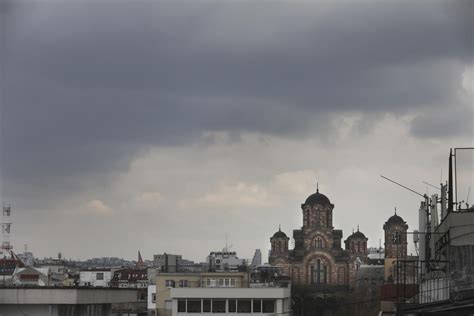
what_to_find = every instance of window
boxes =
[228,299,237,313]
[312,259,328,284]
[165,300,172,310]
[165,280,175,288]
[206,278,211,286]
[187,299,201,313]
[262,300,275,313]
[212,299,226,313]
[237,299,251,313]
[392,231,401,244]
[218,278,224,286]
[96,272,104,280]
[178,299,186,312]
[203,299,211,312]
[230,279,235,287]
[225,278,230,286]
[253,299,262,313]
[152,293,157,303]
[337,267,346,285]
[179,280,188,288]
[315,237,324,248]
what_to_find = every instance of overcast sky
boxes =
[1,0,473,262]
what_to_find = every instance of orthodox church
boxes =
[269,186,369,288]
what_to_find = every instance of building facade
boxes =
[154,272,289,316]
[111,268,148,289]
[383,212,408,259]
[251,250,262,268]
[154,254,182,273]
[170,287,291,316]
[269,188,368,288]
[207,251,244,272]
[79,269,112,287]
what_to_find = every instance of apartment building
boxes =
[170,287,290,316]
[154,272,290,316]
[79,268,112,287]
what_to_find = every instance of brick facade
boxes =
[269,189,368,289]
[383,213,408,259]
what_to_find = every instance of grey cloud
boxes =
[410,105,473,139]
[1,0,472,205]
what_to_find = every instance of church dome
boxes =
[304,189,331,206]
[272,228,288,239]
[386,213,405,225]
[347,230,367,240]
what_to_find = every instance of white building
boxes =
[16,251,35,267]
[207,251,244,272]
[79,269,112,287]
[148,284,157,311]
[169,287,291,316]
[12,267,50,286]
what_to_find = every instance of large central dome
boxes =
[304,189,331,206]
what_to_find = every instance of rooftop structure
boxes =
[0,287,139,316]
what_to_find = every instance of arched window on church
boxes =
[292,267,300,284]
[312,259,328,285]
[314,237,325,249]
[337,267,346,286]
[351,242,354,252]
[357,241,360,253]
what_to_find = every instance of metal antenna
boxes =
[423,181,441,190]
[467,186,471,205]
[225,233,228,252]
[380,175,426,198]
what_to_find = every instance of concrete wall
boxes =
[0,304,112,316]
[0,288,139,304]
[201,272,248,288]
[148,285,157,310]
[80,271,112,287]
[0,304,59,316]
[156,274,202,316]
[170,287,290,299]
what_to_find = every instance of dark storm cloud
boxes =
[1,0,472,203]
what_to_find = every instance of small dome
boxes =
[347,230,367,240]
[304,190,331,206]
[386,214,406,226]
[272,228,288,239]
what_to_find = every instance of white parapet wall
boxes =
[0,287,140,316]
[170,287,291,316]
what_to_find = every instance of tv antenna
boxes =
[466,186,471,207]
[422,181,440,191]
[380,175,426,198]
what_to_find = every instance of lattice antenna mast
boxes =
[1,203,13,258]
